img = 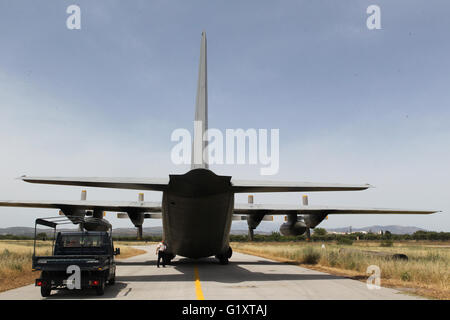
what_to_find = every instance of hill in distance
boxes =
[325,225,426,235]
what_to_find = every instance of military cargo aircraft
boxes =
[0,32,438,264]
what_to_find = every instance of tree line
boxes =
[0,230,448,241]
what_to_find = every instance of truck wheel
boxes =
[96,279,105,296]
[40,286,51,297]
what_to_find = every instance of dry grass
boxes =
[0,240,146,293]
[231,241,450,300]
[114,246,147,259]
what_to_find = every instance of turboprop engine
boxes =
[279,214,308,236]
[83,216,111,231]
[246,195,268,241]
[279,196,328,239]
[59,190,111,231]
[128,193,145,239]
[116,193,146,239]
[58,190,88,225]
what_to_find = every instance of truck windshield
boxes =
[60,235,103,248]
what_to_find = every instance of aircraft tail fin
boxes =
[191,31,209,169]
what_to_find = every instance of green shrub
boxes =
[337,238,353,246]
[401,271,411,281]
[380,240,394,247]
[302,247,321,264]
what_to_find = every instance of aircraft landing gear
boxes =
[218,256,228,265]
[227,247,233,259]
[215,247,232,265]
[163,252,175,265]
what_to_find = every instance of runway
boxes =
[0,245,424,300]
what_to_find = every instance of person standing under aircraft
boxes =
[156,241,167,268]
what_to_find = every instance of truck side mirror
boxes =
[114,248,120,255]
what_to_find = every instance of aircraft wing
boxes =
[0,200,162,212]
[19,176,169,191]
[233,203,439,215]
[231,180,371,192]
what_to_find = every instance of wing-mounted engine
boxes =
[60,190,111,232]
[279,214,308,236]
[127,193,145,239]
[83,216,111,231]
[59,190,89,226]
[246,195,267,240]
[279,196,327,239]
[116,193,162,239]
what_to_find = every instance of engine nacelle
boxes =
[60,209,86,224]
[280,222,307,236]
[247,213,266,230]
[279,213,309,236]
[128,211,144,227]
[83,217,111,231]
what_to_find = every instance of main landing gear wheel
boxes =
[216,247,232,265]
[227,247,233,259]
[163,252,175,265]
[218,255,229,265]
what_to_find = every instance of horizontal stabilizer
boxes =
[20,176,169,191]
[231,180,371,193]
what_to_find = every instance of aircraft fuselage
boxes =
[161,168,234,258]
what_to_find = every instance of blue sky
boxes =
[0,0,448,231]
